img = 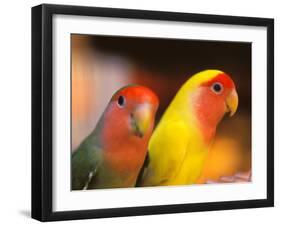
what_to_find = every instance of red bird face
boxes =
[192,72,238,130]
[100,86,159,175]
[108,85,159,139]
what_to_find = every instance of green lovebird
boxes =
[72,85,159,190]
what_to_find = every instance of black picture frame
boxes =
[32,3,274,222]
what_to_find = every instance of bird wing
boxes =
[139,120,189,186]
[71,140,101,190]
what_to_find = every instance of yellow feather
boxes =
[141,70,224,186]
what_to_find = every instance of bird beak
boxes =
[131,104,153,138]
[226,89,238,116]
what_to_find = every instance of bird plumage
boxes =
[72,85,159,190]
[138,70,238,186]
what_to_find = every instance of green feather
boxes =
[71,133,102,190]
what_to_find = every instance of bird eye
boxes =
[117,95,126,108]
[211,82,223,94]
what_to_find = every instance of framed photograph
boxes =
[32,4,274,221]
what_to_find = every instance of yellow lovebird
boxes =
[137,70,238,186]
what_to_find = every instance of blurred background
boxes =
[71,34,251,184]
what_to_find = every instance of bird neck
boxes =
[188,88,224,144]
[97,104,149,175]
[164,89,218,145]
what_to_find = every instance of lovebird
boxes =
[72,85,159,190]
[137,70,239,186]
